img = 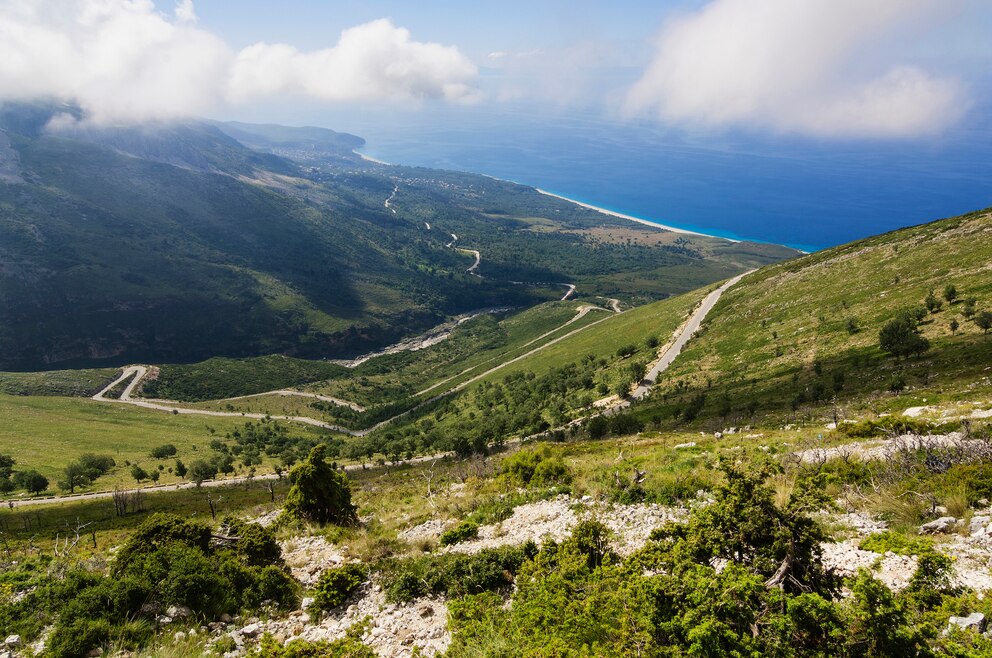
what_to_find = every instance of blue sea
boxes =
[334,105,991,252]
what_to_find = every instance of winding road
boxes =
[384,185,398,214]
[631,271,751,400]
[22,271,751,507]
[459,248,482,277]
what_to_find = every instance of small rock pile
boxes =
[245,585,449,658]
[438,496,684,556]
[279,536,347,587]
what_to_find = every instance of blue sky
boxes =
[0,1,988,245]
[2,0,989,138]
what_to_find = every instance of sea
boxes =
[338,105,991,252]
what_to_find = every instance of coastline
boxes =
[356,150,391,166]
[536,188,738,243]
[353,146,810,251]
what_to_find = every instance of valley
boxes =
[2,108,991,658]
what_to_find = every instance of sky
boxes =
[0,0,988,137]
[0,1,989,247]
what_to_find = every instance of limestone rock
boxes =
[948,612,985,632]
[920,516,958,534]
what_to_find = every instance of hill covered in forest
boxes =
[0,102,795,371]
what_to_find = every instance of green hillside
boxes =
[637,208,992,427]
[0,103,797,371]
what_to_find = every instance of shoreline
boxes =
[354,147,810,251]
[536,188,738,243]
[355,150,391,166]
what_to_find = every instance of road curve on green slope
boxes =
[88,305,613,439]
[630,270,753,400]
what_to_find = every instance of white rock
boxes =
[920,516,958,534]
[174,631,187,642]
[674,442,696,449]
[300,597,314,610]
[949,612,986,632]
[3,636,19,648]
[970,516,991,536]
[240,623,261,638]
[167,605,192,618]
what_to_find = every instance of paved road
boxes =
[631,271,752,400]
[459,248,482,277]
[93,366,361,435]
[18,273,749,508]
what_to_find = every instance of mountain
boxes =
[0,102,798,370]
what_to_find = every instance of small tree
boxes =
[924,289,942,314]
[15,470,49,495]
[879,311,929,360]
[943,284,957,304]
[59,461,91,494]
[976,311,992,337]
[189,459,217,487]
[949,319,959,334]
[616,344,637,358]
[963,297,977,319]
[284,444,357,526]
[130,464,149,483]
[175,459,187,479]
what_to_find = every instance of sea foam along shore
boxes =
[536,188,739,243]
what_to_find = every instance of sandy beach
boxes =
[356,150,391,166]
[536,188,737,242]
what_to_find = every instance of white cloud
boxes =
[0,1,478,123]
[624,0,968,138]
[228,19,478,105]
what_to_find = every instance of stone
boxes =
[3,636,19,648]
[674,442,696,449]
[240,623,261,638]
[969,516,991,536]
[167,605,192,618]
[156,615,173,625]
[300,597,314,611]
[920,516,957,534]
[220,613,234,623]
[174,631,187,642]
[949,612,986,632]
[419,604,435,618]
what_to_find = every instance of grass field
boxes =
[0,394,338,493]
[478,286,707,384]
[0,368,118,396]
[637,208,992,427]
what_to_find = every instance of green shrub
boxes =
[859,531,933,556]
[248,630,376,658]
[839,416,946,439]
[311,564,365,612]
[499,447,572,489]
[284,445,358,526]
[223,517,283,567]
[150,443,178,458]
[531,457,572,487]
[440,521,479,547]
[382,544,534,602]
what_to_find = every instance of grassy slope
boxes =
[637,208,992,426]
[143,355,349,401]
[0,368,117,396]
[0,394,334,492]
[481,288,707,384]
